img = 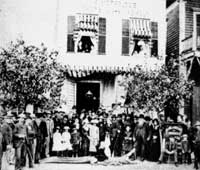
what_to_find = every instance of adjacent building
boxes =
[0,0,166,113]
[167,0,200,123]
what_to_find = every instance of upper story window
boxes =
[151,21,158,56]
[195,14,200,50]
[67,14,106,54]
[121,18,158,57]
[122,19,130,56]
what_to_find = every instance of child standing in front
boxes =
[52,126,63,156]
[71,127,81,157]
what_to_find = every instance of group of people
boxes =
[0,108,200,170]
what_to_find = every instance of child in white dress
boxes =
[52,126,63,156]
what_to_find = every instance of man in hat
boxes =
[194,121,200,169]
[144,115,153,160]
[34,112,48,163]
[0,115,7,170]
[45,112,54,157]
[133,114,147,161]
[13,113,28,170]
[3,113,14,165]
[25,112,36,168]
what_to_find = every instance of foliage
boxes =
[122,59,194,118]
[0,40,64,112]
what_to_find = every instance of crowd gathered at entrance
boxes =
[1,107,200,170]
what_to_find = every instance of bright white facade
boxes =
[0,0,166,112]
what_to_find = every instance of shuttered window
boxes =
[151,21,158,56]
[122,19,130,55]
[67,16,75,52]
[98,17,106,54]
[196,14,200,50]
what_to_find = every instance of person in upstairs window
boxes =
[79,36,94,53]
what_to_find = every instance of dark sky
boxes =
[166,0,176,7]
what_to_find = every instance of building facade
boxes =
[167,0,200,123]
[0,0,166,113]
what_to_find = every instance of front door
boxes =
[76,82,100,113]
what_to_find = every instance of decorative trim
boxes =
[192,7,200,12]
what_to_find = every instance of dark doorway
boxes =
[77,82,100,113]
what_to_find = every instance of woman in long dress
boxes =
[62,126,72,157]
[149,119,161,162]
[89,120,99,156]
[81,123,90,156]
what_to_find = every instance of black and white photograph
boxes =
[0,0,200,170]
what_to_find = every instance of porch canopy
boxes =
[58,54,163,78]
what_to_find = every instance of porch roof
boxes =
[64,64,134,78]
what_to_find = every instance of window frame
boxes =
[67,16,76,53]
[121,19,130,56]
[98,17,106,55]
[150,21,158,57]
[193,11,200,51]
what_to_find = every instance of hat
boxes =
[182,134,188,138]
[18,114,26,119]
[139,114,144,119]
[64,126,69,130]
[5,112,13,118]
[24,112,31,117]
[91,119,98,124]
[194,121,200,127]
[145,116,151,121]
[35,112,43,118]
[159,112,164,117]
[30,113,36,118]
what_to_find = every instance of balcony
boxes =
[182,35,193,53]
[57,52,164,72]
[181,35,200,60]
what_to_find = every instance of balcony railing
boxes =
[197,36,200,50]
[182,35,193,53]
[182,35,200,53]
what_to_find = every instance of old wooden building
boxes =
[167,0,200,123]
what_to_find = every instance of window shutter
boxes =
[196,14,200,50]
[67,16,75,52]
[122,19,130,55]
[151,21,158,56]
[98,17,106,54]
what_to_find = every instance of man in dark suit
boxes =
[133,114,148,161]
